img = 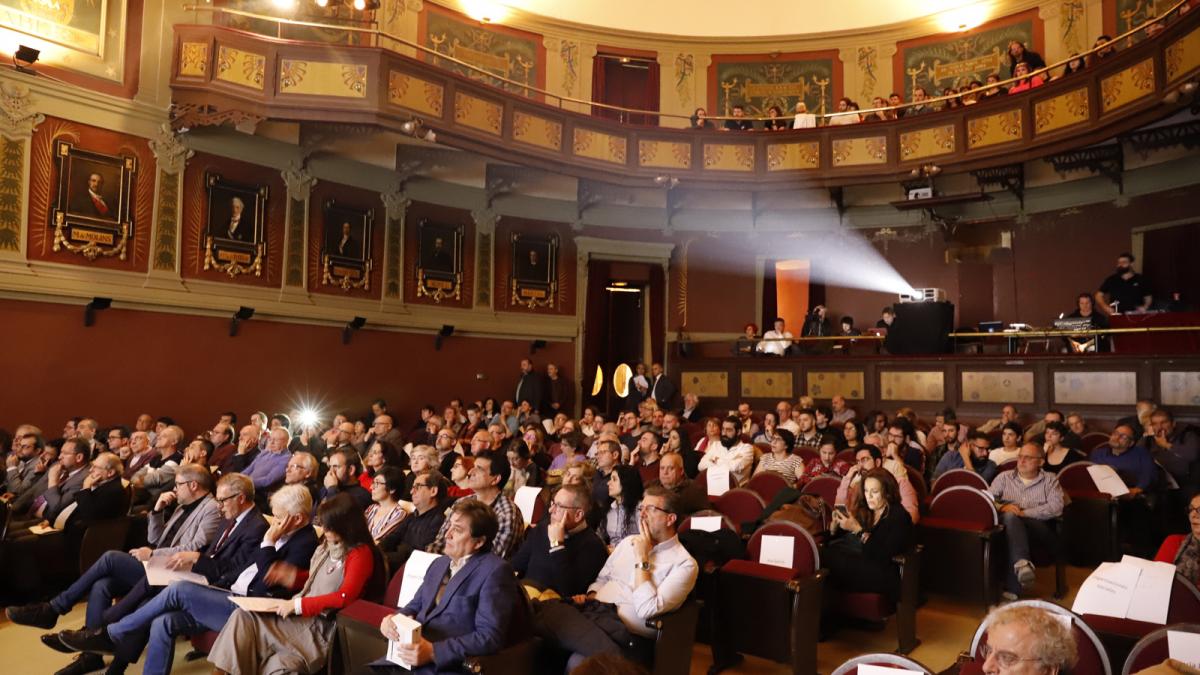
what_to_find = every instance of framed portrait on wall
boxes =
[204,172,268,277]
[51,140,136,261]
[416,218,463,302]
[321,200,373,291]
[510,231,558,309]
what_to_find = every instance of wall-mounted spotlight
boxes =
[14,45,39,74]
[400,118,437,143]
[230,306,255,337]
[653,174,680,189]
[342,316,366,344]
[83,297,112,327]
[435,324,454,351]
[529,339,547,355]
[909,164,942,179]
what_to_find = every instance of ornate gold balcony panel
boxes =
[171,14,1200,188]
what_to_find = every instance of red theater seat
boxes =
[917,486,1003,605]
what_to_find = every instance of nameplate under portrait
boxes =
[321,200,373,291]
[51,140,136,261]
[415,218,463,303]
[203,172,267,278]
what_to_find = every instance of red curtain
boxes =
[591,55,660,125]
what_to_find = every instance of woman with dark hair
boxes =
[366,466,408,543]
[1062,53,1087,76]
[599,465,644,549]
[736,322,760,355]
[359,439,406,490]
[1094,35,1117,61]
[823,468,913,599]
[482,398,499,419]
[763,105,788,131]
[1006,40,1047,79]
[1043,421,1085,473]
[439,453,473,498]
[752,411,782,446]
[689,107,714,130]
[207,493,379,674]
[839,419,867,451]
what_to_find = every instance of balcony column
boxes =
[144,124,194,288]
[279,163,317,302]
[471,207,499,309]
[0,81,44,270]
[380,187,411,307]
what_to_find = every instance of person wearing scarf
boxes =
[1156,493,1200,585]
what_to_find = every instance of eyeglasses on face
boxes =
[638,503,671,516]
[979,643,1039,668]
[215,493,241,504]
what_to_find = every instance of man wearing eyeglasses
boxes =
[977,603,1077,673]
[130,425,186,504]
[7,464,222,673]
[511,483,606,598]
[534,485,698,670]
[989,443,1064,598]
[932,431,999,484]
[321,448,371,509]
[380,470,450,568]
[1090,423,1156,495]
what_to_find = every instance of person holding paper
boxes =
[533,485,698,671]
[376,499,524,673]
[698,418,755,487]
[61,484,318,675]
[977,603,1077,674]
[206,493,379,674]
[1091,423,1156,494]
[512,483,608,597]
[598,465,644,549]
[989,443,1065,598]
[428,449,525,560]
[6,463,221,673]
[825,468,913,600]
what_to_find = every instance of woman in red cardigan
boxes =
[1154,493,1200,585]
[208,493,380,674]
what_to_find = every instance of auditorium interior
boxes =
[1,0,1200,672]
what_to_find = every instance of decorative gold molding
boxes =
[204,234,264,277]
[53,212,129,260]
[322,254,372,291]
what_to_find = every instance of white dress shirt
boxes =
[698,441,755,486]
[756,330,794,356]
[589,535,698,638]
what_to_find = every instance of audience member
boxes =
[698,417,754,486]
[835,445,919,523]
[1091,423,1155,493]
[932,431,999,484]
[689,107,714,130]
[756,316,793,356]
[825,468,913,600]
[513,483,607,597]
[366,466,408,543]
[380,470,449,569]
[722,105,754,131]
[791,101,817,128]
[1043,421,1085,473]
[322,448,371,509]
[430,449,525,559]
[977,604,1077,673]
[1006,40,1047,78]
[799,435,850,486]
[599,464,643,549]
[763,105,788,131]
[1096,251,1153,314]
[989,443,1064,598]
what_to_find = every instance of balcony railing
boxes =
[170,6,1200,187]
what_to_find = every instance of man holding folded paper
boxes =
[375,499,523,673]
[698,418,754,487]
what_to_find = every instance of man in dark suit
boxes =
[647,362,677,411]
[515,358,545,416]
[69,172,113,219]
[376,499,525,673]
[55,483,320,674]
[333,221,361,258]
[223,196,251,242]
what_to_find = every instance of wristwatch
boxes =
[549,539,563,548]
[634,560,651,571]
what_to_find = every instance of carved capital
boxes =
[0,81,44,140]
[148,123,193,175]
[471,207,500,232]
[281,162,317,201]
[381,188,411,220]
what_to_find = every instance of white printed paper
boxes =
[1071,561,1142,619]
[1122,555,1176,625]
[385,613,423,668]
[514,486,542,525]
[858,665,922,675]
[689,516,722,533]
[397,551,443,608]
[1087,464,1130,498]
[53,502,79,529]
[759,534,795,569]
[143,558,209,587]
[707,466,731,497]
[228,596,286,612]
[28,523,58,535]
[1168,630,1200,668]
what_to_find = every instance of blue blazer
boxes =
[247,523,320,597]
[192,508,270,588]
[399,552,520,671]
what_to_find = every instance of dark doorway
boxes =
[1142,222,1200,310]
[591,52,660,126]
[581,260,665,417]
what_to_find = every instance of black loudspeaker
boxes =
[888,301,955,354]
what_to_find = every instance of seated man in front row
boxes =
[988,443,1063,599]
[533,485,699,670]
[376,500,523,674]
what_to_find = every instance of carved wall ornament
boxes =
[0,81,44,140]
[148,124,193,176]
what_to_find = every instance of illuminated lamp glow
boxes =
[296,407,321,428]
[591,365,604,396]
[936,4,990,32]
[314,0,329,7]
[272,0,296,9]
[613,363,632,398]
[460,0,508,23]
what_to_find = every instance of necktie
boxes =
[212,518,237,553]
[432,568,452,606]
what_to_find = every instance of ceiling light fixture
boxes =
[936,4,989,33]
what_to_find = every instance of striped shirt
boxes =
[754,453,806,487]
[988,469,1064,520]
